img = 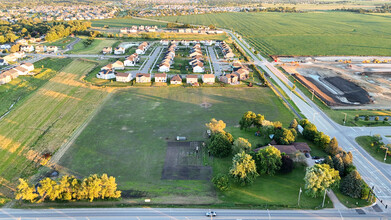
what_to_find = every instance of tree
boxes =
[275,128,295,145]
[375,116,379,122]
[205,118,226,134]
[253,114,265,130]
[10,44,20,53]
[233,137,251,154]
[289,119,298,129]
[273,121,283,129]
[333,155,345,176]
[100,174,121,199]
[365,115,370,121]
[304,164,340,198]
[230,152,258,185]
[340,170,363,198]
[254,145,282,176]
[326,137,341,156]
[212,174,230,191]
[324,155,334,168]
[15,179,38,203]
[354,115,359,121]
[303,123,318,141]
[280,155,294,173]
[314,132,330,149]
[239,111,256,130]
[384,117,389,123]
[209,133,232,158]
[38,178,60,202]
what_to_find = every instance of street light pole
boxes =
[322,189,327,208]
[311,89,315,101]
[384,149,388,162]
[343,113,347,125]
[298,187,302,206]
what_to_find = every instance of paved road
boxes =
[65,37,81,52]
[0,207,388,219]
[227,30,391,208]
[207,46,222,76]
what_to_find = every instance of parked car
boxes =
[312,156,320,159]
[305,153,310,158]
[315,159,324,164]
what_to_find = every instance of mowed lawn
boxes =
[67,38,118,54]
[59,87,299,205]
[156,12,391,56]
[44,37,76,48]
[0,59,111,197]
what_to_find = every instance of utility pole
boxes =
[322,189,327,208]
[384,149,388,162]
[298,187,302,206]
[311,89,315,101]
[343,113,347,125]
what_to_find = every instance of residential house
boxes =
[202,74,215,84]
[21,63,35,72]
[102,47,112,54]
[116,72,132,82]
[47,46,58,53]
[35,45,46,53]
[192,61,204,73]
[154,73,167,83]
[0,59,8,66]
[186,75,198,84]
[0,73,12,85]
[220,74,238,84]
[234,68,249,80]
[114,47,125,55]
[136,42,149,54]
[96,69,116,80]
[160,40,169,46]
[111,60,124,70]
[124,53,139,67]
[13,66,29,75]
[20,45,34,53]
[158,62,170,72]
[170,74,182,85]
[135,73,151,83]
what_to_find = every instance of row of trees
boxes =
[45,21,92,42]
[243,7,300,13]
[299,119,371,199]
[15,174,121,203]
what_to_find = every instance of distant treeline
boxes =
[335,4,391,13]
[0,19,92,44]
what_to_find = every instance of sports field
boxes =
[155,12,391,56]
[0,59,111,197]
[59,87,303,206]
[67,38,118,54]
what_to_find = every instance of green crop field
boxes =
[67,38,118,54]
[91,17,167,28]
[0,58,73,117]
[58,87,317,207]
[0,59,111,197]
[155,12,391,56]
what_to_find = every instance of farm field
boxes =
[0,58,73,117]
[58,87,305,207]
[155,12,391,56]
[0,59,111,197]
[91,17,167,28]
[67,38,118,54]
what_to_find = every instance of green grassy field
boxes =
[0,58,73,117]
[356,136,391,164]
[0,59,111,197]
[44,37,76,48]
[155,12,391,56]
[91,18,167,28]
[67,38,119,54]
[59,87,299,206]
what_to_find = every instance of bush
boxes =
[280,155,294,173]
[212,174,230,191]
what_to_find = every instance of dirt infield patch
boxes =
[162,141,212,180]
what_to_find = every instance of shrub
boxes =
[212,174,230,191]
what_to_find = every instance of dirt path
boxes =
[49,91,114,167]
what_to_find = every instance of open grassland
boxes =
[43,37,76,48]
[67,38,118,54]
[91,17,167,28]
[0,59,111,197]
[0,58,73,116]
[59,87,298,207]
[155,12,391,56]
